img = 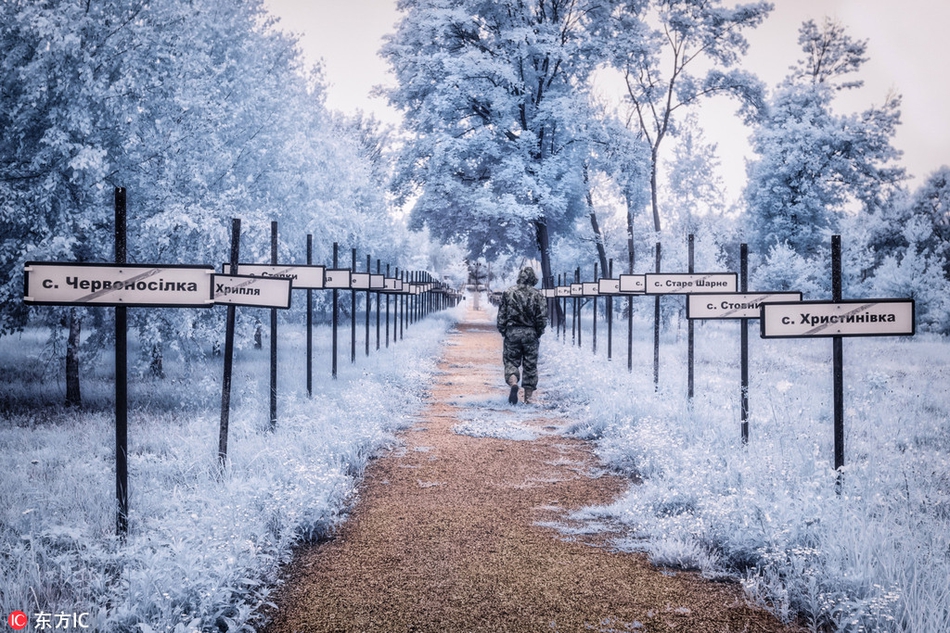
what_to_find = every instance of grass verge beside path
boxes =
[544,321,950,633]
[0,309,460,632]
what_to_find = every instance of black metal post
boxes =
[220,218,241,465]
[687,234,695,401]
[394,268,400,343]
[832,235,844,491]
[654,242,661,391]
[386,264,391,348]
[740,243,749,444]
[607,259,613,361]
[592,263,598,355]
[351,248,357,363]
[114,187,128,536]
[628,251,634,373]
[306,234,313,398]
[557,274,562,341]
[376,259,382,351]
[269,221,277,430]
[365,254,371,357]
[332,243,338,378]
[411,271,417,324]
[575,268,581,348]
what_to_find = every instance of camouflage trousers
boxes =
[502,327,541,390]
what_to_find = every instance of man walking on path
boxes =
[496,266,547,404]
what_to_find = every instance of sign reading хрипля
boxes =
[24,262,214,307]
[760,299,915,338]
[213,274,292,309]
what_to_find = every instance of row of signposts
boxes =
[547,235,915,492]
[22,188,461,535]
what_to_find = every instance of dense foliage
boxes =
[0,0,464,400]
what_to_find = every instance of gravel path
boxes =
[263,306,801,632]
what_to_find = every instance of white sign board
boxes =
[556,286,572,298]
[646,273,737,294]
[582,282,599,296]
[24,262,214,307]
[350,273,370,289]
[324,269,351,289]
[370,274,385,290]
[570,283,583,297]
[598,279,620,295]
[760,299,915,338]
[384,278,403,292]
[230,264,325,289]
[687,292,803,320]
[619,274,646,293]
[213,274,292,308]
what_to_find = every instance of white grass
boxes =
[542,316,950,632]
[4,301,947,632]
[0,305,462,632]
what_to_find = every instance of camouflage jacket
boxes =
[497,282,547,338]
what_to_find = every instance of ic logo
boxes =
[7,611,28,630]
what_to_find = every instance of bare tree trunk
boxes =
[625,190,638,274]
[649,152,662,233]
[584,164,610,276]
[534,217,563,324]
[149,344,165,379]
[534,218,553,287]
[65,307,82,407]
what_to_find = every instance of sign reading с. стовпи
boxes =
[24,262,214,307]
[687,292,803,320]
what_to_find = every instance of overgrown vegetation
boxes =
[545,314,950,632]
[0,309,461,632]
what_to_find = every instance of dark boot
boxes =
[507,374,519,405]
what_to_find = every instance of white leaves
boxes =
[67,146,108,180]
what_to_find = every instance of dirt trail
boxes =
[263,305,800,633]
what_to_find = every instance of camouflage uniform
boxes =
[496,267,547,392]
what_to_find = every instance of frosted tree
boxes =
[381,0,630,288]
[909,166,950,279]
[608,0,770,233]
[851,167,950,332]
[0,0,398,401]
[744,18,905,259]
[0,0,165,403]
[664,115,727,233]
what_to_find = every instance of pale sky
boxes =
[263,0,950,200]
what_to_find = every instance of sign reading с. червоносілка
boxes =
[24,262,214,307]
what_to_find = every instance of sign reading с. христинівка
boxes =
[760,299,915,338]
[23,262,214,307]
